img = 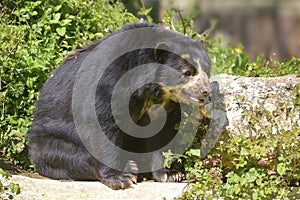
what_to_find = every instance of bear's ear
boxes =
[197,38,204,45]
[196,38,206,47]
[154,42,170,63]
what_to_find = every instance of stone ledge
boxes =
[10,175,187,200]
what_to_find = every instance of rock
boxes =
[209,74,300,136]
[9,175,187,200]
[199,74,299,157]
[1,157,187,200]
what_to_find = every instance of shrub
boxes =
[0,0,137,169]
[177,85,300,199]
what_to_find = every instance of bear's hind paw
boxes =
[152,169,185,182]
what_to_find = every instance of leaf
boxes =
[30,11,38,16]
[187,149,200,157]
[245,172,257,183]
[0,168,8,178]
[277,163,286,176]
[9,183,21,194]
[53,13,61,21]
[56,27,66,36]
[240,147,249,156]
[137,7,153,16]
[61,19,72,26]
[256,177,263,186]
[252,192,259,199]
[233,184,241,194]
[54,5,62,12]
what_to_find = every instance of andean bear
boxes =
[28,23,211,189]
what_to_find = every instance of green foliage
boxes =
[272,57,300,76]
[9,182,21,195]
[0,0,137,169]
[162,8,200,38]
[0,168,9,179]
[176,85,300,199]
[137,0,153,23]
[207,38,300,77]
[0,167,20,195]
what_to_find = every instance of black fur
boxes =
[28,23,211,189]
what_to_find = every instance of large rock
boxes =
[199,74,300,157]
[210,74,300,135]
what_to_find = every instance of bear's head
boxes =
[129,39,211,124]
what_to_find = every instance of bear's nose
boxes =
[202,90,210,98]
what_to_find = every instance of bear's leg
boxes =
[88,130,138,189]
[151,151,185,182]
[29,137,96,180]
[30,135,137,189]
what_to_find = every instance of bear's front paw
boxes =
[152,169,185,182]
[98,168,137,190]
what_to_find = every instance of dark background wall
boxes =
[123,0,300,61]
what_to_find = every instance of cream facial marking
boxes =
[181,54,191,59]
[193,58,201,69]
[193,58,206,75]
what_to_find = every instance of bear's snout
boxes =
[181,72,211,104]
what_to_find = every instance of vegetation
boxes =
[0,0,137,168]
[0,168,21,196]
[176,85,300,199]
[0,0,299,198]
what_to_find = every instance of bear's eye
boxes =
[182,70,192,76]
